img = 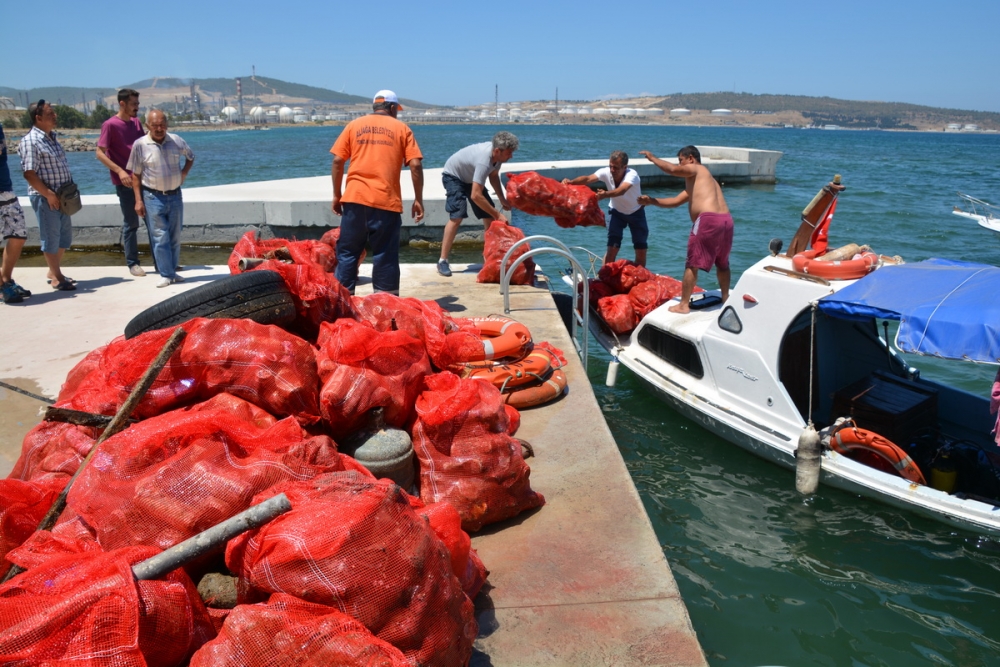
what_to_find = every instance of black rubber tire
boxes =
[124,270,297,339]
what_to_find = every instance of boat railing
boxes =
[499,236,590,370]
[956,192,998,219]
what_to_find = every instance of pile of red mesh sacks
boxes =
[0,238,555,666]
[506,171,606,228]
[589,259,702,335]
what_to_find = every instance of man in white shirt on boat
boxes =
[562,150,648,267]
[638,145,733,313]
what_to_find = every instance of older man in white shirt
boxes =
[127,109,194,287]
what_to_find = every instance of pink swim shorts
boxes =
[686,212,733,272]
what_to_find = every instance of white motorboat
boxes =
[953,192,1000,234]
[586,181,1000,535]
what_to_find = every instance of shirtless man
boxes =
[637,145,733,313]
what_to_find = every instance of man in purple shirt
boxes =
[97,89,151,277]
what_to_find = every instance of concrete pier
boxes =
[0,263,708,666]
[16,146,780,248]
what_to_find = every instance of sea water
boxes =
[32,124,1000,666]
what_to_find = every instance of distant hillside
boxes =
[651,93,1000,129]
[0,86,112,107]
[120,76,374,106]
[2,77,437,109]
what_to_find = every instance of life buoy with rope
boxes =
[465,316,533,362]
[791,248,879,280]
[831,426,926,485]
[503,369,568,409]
[460,347,554,392]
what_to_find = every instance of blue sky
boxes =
[7,0,999,113]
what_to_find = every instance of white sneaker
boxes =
[157,277,172,288]
[129,265,146,277]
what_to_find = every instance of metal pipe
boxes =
[132,493,291,581]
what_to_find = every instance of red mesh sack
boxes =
[587,277,615,307]
[187,392,280,428]
[411,372,545,532]
[190,593,409,667]
[598,294,639,335]
[9,421,98,482]
[65,403,354,552]
[629,275,684,318]
[415,500,489,600]
[0,546,214,667]
[319,227,366,267]
[228,231,335,274]
[598,259,655,293]
[248,259,355,339]
[504,404,521,435]
[60,345,105,398]
[505,171,606,228]
[5,522,103,572]
[57,318,322,426]
[315,319,432,439]
[352,292,451,370]
[477,220,536,285]
[226,471,476,667]
[0,477,66,566]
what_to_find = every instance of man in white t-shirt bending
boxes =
[437,131,518,277]
[563,150,648,266]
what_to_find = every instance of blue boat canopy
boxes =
[816,258,1000,363]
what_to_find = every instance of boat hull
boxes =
[590,253,1000,537]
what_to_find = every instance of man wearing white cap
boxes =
[330,90,424,295]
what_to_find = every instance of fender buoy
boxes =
[460,348,554,391]
[791,249,879,280]
[466,316,533,362]
[503,369,568,409]
[832,427,926,485]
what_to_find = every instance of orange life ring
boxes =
[791,249,879,280]
[465,316,533,361]
[832,427,926,485]
[503,369,568,409]
[460,347,554,391]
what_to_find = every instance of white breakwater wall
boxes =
[16,147,781,247]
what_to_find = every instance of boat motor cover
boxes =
[817,258,1000,363]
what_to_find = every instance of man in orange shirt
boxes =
[331,90,424,295]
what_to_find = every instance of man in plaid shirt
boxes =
[19,100,75,291]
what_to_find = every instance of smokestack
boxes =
[236,77,244,123]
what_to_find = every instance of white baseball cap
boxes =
[373,90,404,110]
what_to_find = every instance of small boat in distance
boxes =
[953,192,1000,233]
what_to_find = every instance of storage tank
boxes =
[593,108,611,115]
[670,108,691,116]
[293,114,309,123]
[616,108,637,117]
[278,106,294,122]
[221,106,239,121]
[639,108,664,116]
[248,106,265,122]
[577,107,593,114]
[710,108,733,116]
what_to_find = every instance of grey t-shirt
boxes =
[442,142,500,185]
